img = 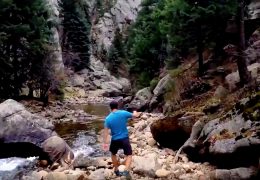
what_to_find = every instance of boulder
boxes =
[214,85,229,100]
[42,136,74,166]
[101,81,123,97]
[0,99,55,147]
[128,87,152,111]
[0,99,73,167]
[44,172,67,180]
[88,168,107,180]
[73,154,95,168]
[212,167,258,180]
[71,74,85,87]
[183,94,260,168]
[155,169,171,178]
[225,63,260,91]
[153,74,172,96]
[132,153,160,177]
[150,114,196,149]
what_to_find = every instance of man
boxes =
[103,101,141,178]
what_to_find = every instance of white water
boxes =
[0,157,37,171]
[72,132,96,158]
[0,133,96,173]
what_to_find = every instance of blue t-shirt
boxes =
[104,110,133,140]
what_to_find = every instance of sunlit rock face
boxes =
[64,0,143,96]
[92,0,142,52]
[46,0,64,75]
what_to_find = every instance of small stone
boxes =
[145,132,152,138]
[104,169,113,179]
[155,169,171,177]
[87,166,96,171]
[96,158,107,167]
[132,143,138,150]
[166,156,173,163]
[147,138,156,147]
[181,156,189,163]
[158,158,166,165]
[132,138,138,143]
[179,174,193,180]
[170,163,183,171]
[44,172,67,180]
[173,169,185,177]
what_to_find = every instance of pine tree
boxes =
[107,28,124,76]
[60,0,91,71]
[0,0,51,99]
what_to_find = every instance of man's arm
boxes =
[132,110,143,118]
[103,127,110,151]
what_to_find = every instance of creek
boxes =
[0,103,110,179]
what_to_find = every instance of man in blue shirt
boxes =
[103,101,141,178]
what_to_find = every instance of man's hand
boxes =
[133,110,143,118]
[102,143,109,151]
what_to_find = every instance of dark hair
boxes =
[109,101,118,110]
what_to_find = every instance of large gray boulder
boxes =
[153,74,172,96]
[225,63,260,91]
[245,28,260,65]
[0,99,56,146]
[132,153,160,178]
[183,94,260,168]
[0,99,73,166]
[212,167,258,180]
[128,87,152,110]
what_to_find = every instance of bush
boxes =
[150,78,159,91]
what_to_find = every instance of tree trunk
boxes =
[237,0,251,85]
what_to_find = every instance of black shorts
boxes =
[109,137,132,155]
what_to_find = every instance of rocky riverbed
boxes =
[16,97,216,180]
[1,93,260,180]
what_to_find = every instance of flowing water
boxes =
[55,103,110,156]
[0,103,110,179]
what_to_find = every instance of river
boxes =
[0,103,110,179]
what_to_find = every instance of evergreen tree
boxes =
[60,0,91,71]
[0,0,51,99]
[127,0,164,87]
[126,0,238,87]
[107,28,125,76]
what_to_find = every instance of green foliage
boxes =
[150,78,159,91]
[168,68,183,78]
[0,0,52,99]
[107,28,125,76]
[126,0,238,86]
[137,71,152,89]
[60,0,91,71]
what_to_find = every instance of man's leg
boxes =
[124,155,132,171]
[122,138,132,172]
[111,154,119,171]
[110,140,120,176]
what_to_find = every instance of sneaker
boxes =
[120,171,131,180]
[114,170,120,176]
